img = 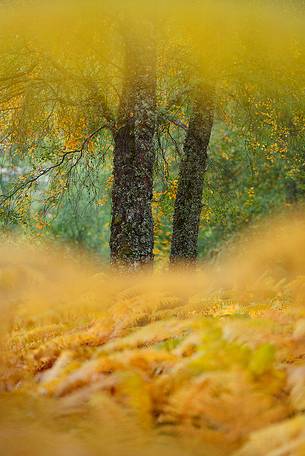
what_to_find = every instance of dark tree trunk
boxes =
[170,85,214,265]
[110,27,156,270]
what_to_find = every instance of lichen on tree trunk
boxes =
[170,84,214,265]
[110,25,156,270]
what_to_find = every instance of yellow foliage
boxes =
[1,213,305,454]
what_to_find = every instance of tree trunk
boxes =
[110,27,156,270]
[170,85,214,265]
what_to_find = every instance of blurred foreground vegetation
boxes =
[2,215,305,455]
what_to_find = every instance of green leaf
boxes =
[249,343,275,376]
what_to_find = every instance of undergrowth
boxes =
[1,214,305,455]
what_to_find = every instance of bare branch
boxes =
[0,124,109,206]
[167,116,188,131]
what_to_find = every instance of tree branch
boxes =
[0,124,109,206]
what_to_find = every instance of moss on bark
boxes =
[110,26,156,270]
[170,84,214,265]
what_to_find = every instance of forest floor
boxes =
[1,216,305,456]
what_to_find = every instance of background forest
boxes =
[0,0,304,266]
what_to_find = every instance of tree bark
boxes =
[170,85,214,265]
[110,27,156,270]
